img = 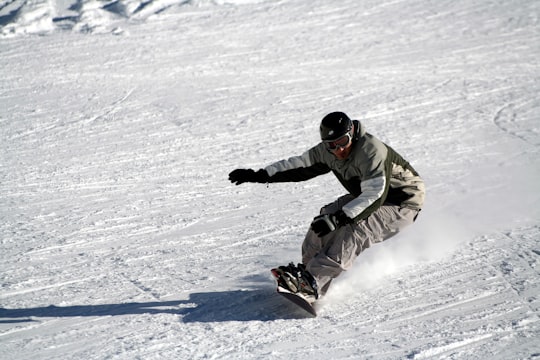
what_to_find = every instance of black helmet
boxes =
[320,112,352,141]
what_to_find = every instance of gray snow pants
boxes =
[302,194,419,295]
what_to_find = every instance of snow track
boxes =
[1,0,539,359]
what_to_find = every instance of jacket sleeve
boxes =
[264,148,331,182]
[341,141,390,220]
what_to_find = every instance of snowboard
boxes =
[271,268,317,316]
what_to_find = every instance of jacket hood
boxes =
[352,120,366,141]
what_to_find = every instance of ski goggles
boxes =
[323,132,352,150]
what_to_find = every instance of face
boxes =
[323,126,354,160]
[330,139,353,160]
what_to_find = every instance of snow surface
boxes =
[1,0,540,359]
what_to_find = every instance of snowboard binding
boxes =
[271,262,319,300]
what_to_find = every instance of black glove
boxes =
[310,210,352,237]
[228,168,269,185]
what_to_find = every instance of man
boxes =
[228,112,425,299]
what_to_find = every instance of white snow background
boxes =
[1,0,539,359]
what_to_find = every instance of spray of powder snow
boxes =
[322,206,475,302]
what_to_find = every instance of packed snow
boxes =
[1,0,539,359]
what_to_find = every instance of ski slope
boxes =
[1,0,539,359]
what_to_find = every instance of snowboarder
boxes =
[228,112,425,299]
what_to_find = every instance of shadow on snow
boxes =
[0,288,312,323]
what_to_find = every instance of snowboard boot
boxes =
[272,262,319,299]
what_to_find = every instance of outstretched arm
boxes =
[228,146,331,186]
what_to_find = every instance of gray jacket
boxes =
[263,121,425,221]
